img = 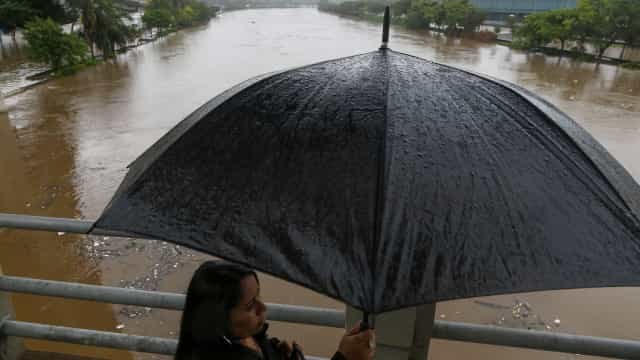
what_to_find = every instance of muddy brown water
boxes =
[1,8,639,360]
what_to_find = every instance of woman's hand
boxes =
[276,339,294,358]
[337,321,375,360]
[273,339,304,360]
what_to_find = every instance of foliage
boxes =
[0,0,68,36]
[405,0,431,28]
[513,12,554,49]
[540,8,578,51]
[67,0,134,58]
[513,0,640,63]
[318,0,365,17]
[146,9,174,29]
[23,17,88,69]
[365,1,386,15]
[142,0,215,32]
[319,0,484,36]
[393,0,411,17]
[409,0,484,34]
[0,0,35,34]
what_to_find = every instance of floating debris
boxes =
[488,299,561,332]
[511,300,531,319]
[439,314,446,319]
[116,324,125,330]
[569,96,576,101]
[25,202,31,207]
[57,232,65,236]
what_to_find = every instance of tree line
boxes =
[142,0,216,35]
[514,0,640,62]
[0,0,216,73]
[318,0,487,36]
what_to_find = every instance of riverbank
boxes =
[318,5,640,69]
[1,17,213,99]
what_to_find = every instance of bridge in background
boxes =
[470,0,577,20]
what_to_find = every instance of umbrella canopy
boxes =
[93,47,640,315]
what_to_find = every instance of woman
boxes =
[175,260,375,360]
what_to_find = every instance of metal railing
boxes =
[2,213,640,359]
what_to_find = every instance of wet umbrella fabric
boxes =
[93,49,640,314]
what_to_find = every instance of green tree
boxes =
[68,0,133,58]
[142,0,175,31]
[0,0,35,38]
[365,1,386,15]
[405,0,433,28]
[0,0,68,38]
[423,1,445,30]
[393,0,411,17]
[514,12,553,49]
[24,17,88,69]
[441,0,468,34]
[176,5,195,27]
[461,4,485,33]
[577,0,623,63]
[142,7,175,30]
[189,1,216,22]
[541,8,578,52]
[616,0,640,59]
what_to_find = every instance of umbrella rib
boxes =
[370,51,392,313]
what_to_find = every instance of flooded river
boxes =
[1,7,639,360]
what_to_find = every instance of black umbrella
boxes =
[93,8,640,317]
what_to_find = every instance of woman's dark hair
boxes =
[174,260,258,360]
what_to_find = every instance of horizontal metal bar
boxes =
[0,213,119,236]
[1,320,177,355]
[266,303,344,328]
[433,320,640,359]
[0,275,184,310]
[0,275,345,328]
[0,320,328,359]
[4,214,640,357]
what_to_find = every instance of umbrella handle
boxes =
[360,313,375,331]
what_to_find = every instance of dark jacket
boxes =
[214,324,347,360]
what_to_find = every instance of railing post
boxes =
[0,266,24,360]
[346,303,435,360]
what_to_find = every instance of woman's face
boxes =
[228,275,267,338]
